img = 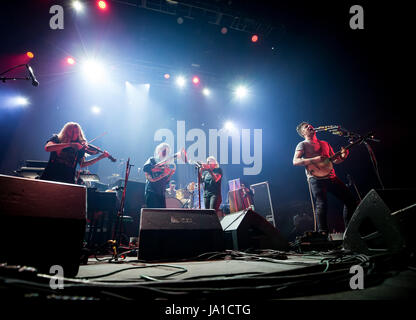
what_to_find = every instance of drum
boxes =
[165,197,183,208]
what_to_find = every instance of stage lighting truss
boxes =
[113,0,274,38]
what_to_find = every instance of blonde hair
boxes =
[206,156,219,168]
[57,122,86,143]
[155,142,170,159]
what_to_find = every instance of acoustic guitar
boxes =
[306,134,369,178]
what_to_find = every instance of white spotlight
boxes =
[224,121,236,132]
[72,1,84,12]
[175,76,186,88]
[235,85,248,99]
[202,88,210,96]
[15,96,29,106]
[91,105,101,114]
[82,59,106,82]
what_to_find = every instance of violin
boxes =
[82,143,117,162]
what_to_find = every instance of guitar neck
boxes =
[330,137,364,161]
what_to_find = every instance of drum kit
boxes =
[166,182,197,208]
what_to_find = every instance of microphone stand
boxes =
[330,127,384,189]
[0,64,33,84]
[110,158,133,261]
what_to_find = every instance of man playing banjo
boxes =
[293,122,357,235]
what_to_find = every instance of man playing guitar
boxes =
[143,142,175,208]
[292,122,357,235]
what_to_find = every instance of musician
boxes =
[143,142,175,208]
[40,122,109,184]
[200,156,223,217]
[165,180,177,198]
[292,122,357,234]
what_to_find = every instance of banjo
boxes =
[306,134,369,178]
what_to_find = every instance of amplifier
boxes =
[0,174,86,277]
[138,208,224,261]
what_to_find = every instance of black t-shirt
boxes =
[40,135,85,184]
[143,157,171,196]
[201,167,222,197]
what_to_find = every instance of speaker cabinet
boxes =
[138,208,224,261]
[250,182,276,227]
[0,174,86,277]
[220,209,289,251]
[343,189,416,255]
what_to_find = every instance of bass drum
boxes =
[165,197,183,208]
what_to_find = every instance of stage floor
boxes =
[74,250,416,301]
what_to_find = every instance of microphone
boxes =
[314,125,340,132]
[26,64,39,87]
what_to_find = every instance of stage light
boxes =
[192,76,200,85]
[7,96,29,107]
[235,85,248,99]
[164,73,170,79]
[202,88,210,96]
[66,57,76,65]
[82,59,106,82]
[26,52,34,59]
[72,1,84,12]
[175,76,186,88]
[145,83,150,90]
[97,1,107,10]
[91,105,101,114]
[251,34,259,43]
[224,121,236,132]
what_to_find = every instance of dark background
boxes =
[0,0,413,237]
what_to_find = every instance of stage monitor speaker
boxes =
[343,189,416,255]
[220,208,289,251]
[0,174,86,277]
[138,208,224,261]
[250,182,276,227]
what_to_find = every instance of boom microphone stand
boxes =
[328,126,384,189]
[109,158,133,261]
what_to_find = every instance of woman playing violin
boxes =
[200,156,223,218]
[40,122,109,184]
[143,142,175,208]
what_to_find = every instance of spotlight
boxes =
[97,1,107,10]
[192,76,200,85]
[26,52,34,59]
[235,85,248,99]
[251,34,259,43]
[8,96,29,107]
[82,59,106,82]
[91,105,101,114]
[66,57,76,65]
[221,27,228,34]
[175,76,186,88]
[145,83,150,90]
[224,121,236,132]
[72,1,84,12]
[164,73,170,79]
[202,88,210,96]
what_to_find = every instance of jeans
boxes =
[145,191,166,208]
[309,177,357,233]
[204,194,222,211]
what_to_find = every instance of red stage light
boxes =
[98,1,107,10]
[26,52,34,59]
[251,34,259,43]
[192,76,200,85]
[66,57,76,65]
